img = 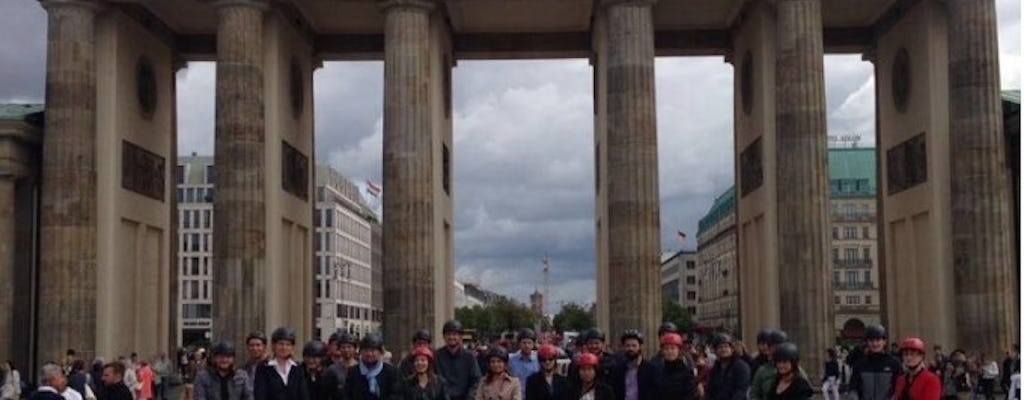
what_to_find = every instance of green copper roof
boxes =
[0,104,44,122]
[697,186,735,237]
[1003,90,1020,105]
[828,147,877,198]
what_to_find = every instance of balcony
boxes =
[831,212,875,222]
[833,258,873,268]
[833,281,877,290]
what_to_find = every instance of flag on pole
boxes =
[366,179,382,197]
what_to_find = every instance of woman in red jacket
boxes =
[894,337,942,400]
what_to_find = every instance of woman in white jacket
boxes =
[1,360,21,400]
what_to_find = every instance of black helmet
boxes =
[585,328,606,342]
[360,334,384,351]
[772,342,800,364]
[756,330,771,345]
[303,340,327,358]
[709,332,734,348]
[517,328,536,342]
[620,329,644,344]
[442,320,463,334]
[767,330,789,346]
[412,329,432,343]
[211,341,235,357]
[658,322,678,336]
[486,347,509,363]
[330,330,358,346]
[271,327,296,344]
[246,331,268,345]
[865,325,887,340]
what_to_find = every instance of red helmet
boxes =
[900,337,926,354]
[538,344,559,361]
[412,345,434,362]
[661,333,684,348]
[577,352,599,368]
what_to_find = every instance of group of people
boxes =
[13,351,176,400]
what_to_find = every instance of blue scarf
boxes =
[359,361,384,397]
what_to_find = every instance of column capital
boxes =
[39,0,101,13]
[209,0,268,11]
[598,0,657,9]
[378,0,437,14]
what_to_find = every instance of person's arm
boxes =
[467,357,482,399]
[253,366,267,400]
[472,379,485,400]
[193,373,207,400]
[510,379,523,400]
[730,361,752,400]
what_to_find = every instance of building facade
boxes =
[660,251,698,316]
[695,188,738,333]
[176,155,215,346]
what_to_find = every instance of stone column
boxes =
[38,0,98,363]
[212,0,267,347]
[946,0,1018,355]
[601,0,661,350]
[774,0,832,379]
[0,178,14,361]
[380,0,436,351]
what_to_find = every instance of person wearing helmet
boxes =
[301,341,328,400]
[344,334,398,400]
[892,338,940,400]
[567,328,616,388]
[508,329,540,398]
[849,325,902,400]
[705,332,751,400]
[326,330,359,369]
[822,348,842,400]
[474,348,520,400]
[654,333,697,400]
[195,341,252,400]
[436,320,482,400]
[253,327,310,400]
[395,347,448,400]
[650,323,693,371]
[567,353,614,400]
[244,331,270,389]
[525,345,568,400]
[767,343,812,400]
[399,330,435,377]
[750,330,773,374]
[750,330,803,400]
[610,330,658,400]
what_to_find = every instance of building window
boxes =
[442,144,451,195]
[844,248,857,260]
[206,165,216,185]
[834,296,840,304]
[190,233,200,252]
[844,227,857,239]
[686,291,696,300]
[177,165,185,184]
[203,210,212,229]
[325,209,333,228]
[686,261,695,270]
[833,271,840,284]
[846,270,858,284]
[832,248,839,261]
[847,295,860,305]
[183,210,191,229]
[686,276,696,285]
[862,247,871,260]
[862,226,870,239]
[865,295,872,304]
[832,227,839,239]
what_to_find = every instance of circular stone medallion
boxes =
[741,50,753,115]
[136,56,157,119]
[892,48,911,114]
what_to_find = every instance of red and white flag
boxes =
[366,179,382,197]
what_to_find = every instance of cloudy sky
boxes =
[1,0,1020,310]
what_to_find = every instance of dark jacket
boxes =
[766,376,813,400]
[560,382,614,400]
[750,355,770,377]
[435,347,482,400]
[525,372,569,400]
[610,358,659,400]
[706,357,751,400]
[304,368,332,400]
[850,352,903,400]
[69,372,89,396]
[655,359,697,400]
[100,382,135,400]
[345,363,399,400]
[567,353,618,389]
[254,361,311,400]
[196,369,253,400]
[824,361,840,381]
[319,362,350,400]
[394,375,449,400]
[29,389,64,400]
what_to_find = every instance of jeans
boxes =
[823,377,841,400]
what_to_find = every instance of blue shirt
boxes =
[507,351,539,398]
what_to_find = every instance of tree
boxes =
[455,297,540,337]
[552,302,595,333]
[662,300,695,333]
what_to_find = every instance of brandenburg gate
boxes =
[1,0,1016,378]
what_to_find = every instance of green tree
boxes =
[455,297,540,336]
[662,300,695,333]
[552,302,595,333]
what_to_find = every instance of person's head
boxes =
[765,330,789,356]
[933,345,944,355]
[71,359,86,373]
[412,329,432,349]
[733,341,748,357]
[979,352,989,363]
[710,332,735,360]
[442,320,463,349]
[951,349,968,363]
[660,333,684,361]
[538,345,559,372]
[302,340,327,370]
[577,352,599,383]
[773,343,799,376]
[130,353,138,363]
[827,348,837,361]
[1010,344,1020,357]
[66,349,76,358]
[864,325,888,353]
[102,362,126,386]
[585,329,606,354]
[39,363,67,391]
[412,346,433,375]
[486,348,508,376]
[899,337,926,370]
[246,331,268,361]
[211,341,236,372]
[756,330,771,355]
[517,329,536,355]
[270,327,297,359]
[359,335,384,367]
[330,331,358,360]
[620,330,644,361]
[657,322,678,337]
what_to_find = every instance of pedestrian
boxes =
[649,322,680,370]
[150,354,172,400]
[178,350,189,377]
[733,342,753,372]
[1003,346,1020,400]
[320,331,357,400]
[767,343,812,400]
[118,359,138,400]
[399,330,435,377]
[524,345,567,400]
[30,364,70,400]
[654,333,697,400]
[610,330,658,400]
[979,354,999,400]
[135,361,152,400]
[395,346,448,400]
[947,350,973,400]
[750,330,793,400]
[89,361,105,397]
[566,353,613,400]
[705,333,751,400]
[474,348,519,400]
[822,348,841,400]
[435,320,483,400]
[65,351,79,375]
[244,332,269,393]
[68,360,89,399]
[99,362,134,400]
[695,351,710,399]
[195,341,252,400]
[893,337,941,400]
[508,329,539,399]
[345,335,398,400]
[849,325,902,400]
[566,329,616,389]
[300,341,328,400]
[253,327,309,400]
[750,331,773,374]
[2,361,22,400]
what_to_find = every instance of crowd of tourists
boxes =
[8,321,1019,400]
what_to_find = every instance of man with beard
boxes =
[705,333,751,400]
[435,320,482,400]
[849,325,902,400]
[195,342,252,400]
[525,345,568,400]
[345,335,398,400]
[610,330,658,400]
[654,333,697,400]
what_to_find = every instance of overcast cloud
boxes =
[1,0,1019,310]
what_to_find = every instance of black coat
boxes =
[344,363,399,400]
[254,362,311,400]
[610,358,659,400]
[765,376,813,400]
[318,363,350,400]
[99,382,135,400]
[655,359,697,400]
[706,358,751,400]
[435,348,482,400]
[29,391,64,400]
[560,382,614,400]
[394,375,449,400]
[525,372,569,400]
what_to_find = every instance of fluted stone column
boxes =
[38,0,98,363]
[601,0,661,349]
[380,0,436,350]
[774,0,832,379]
[212,0,267,347]
[0,178,14,361]
[946,0,1018,356]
